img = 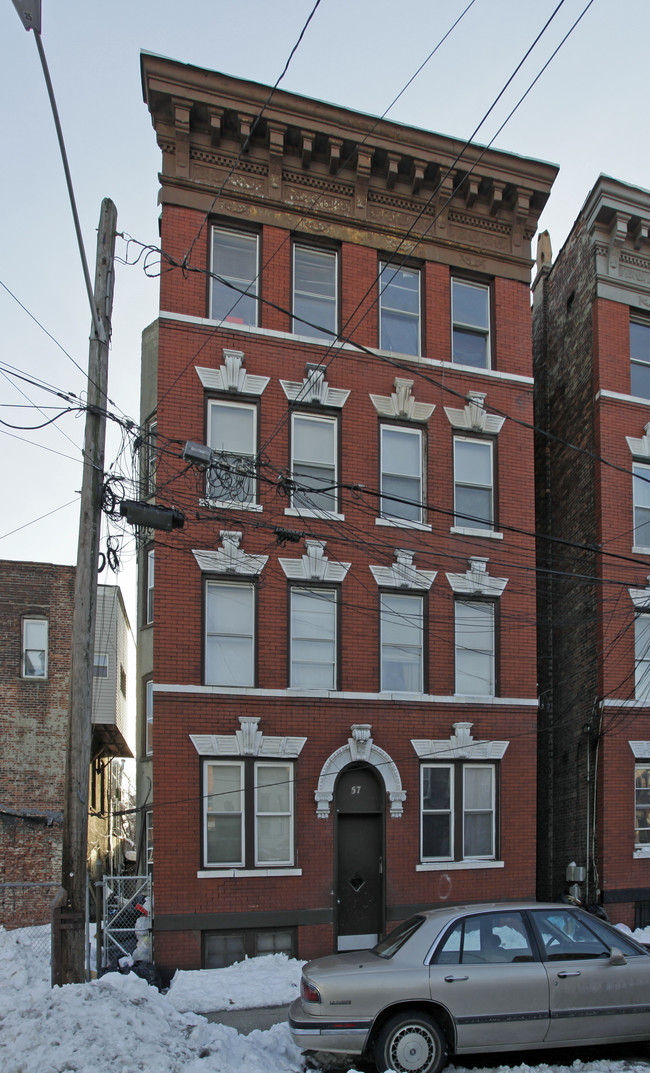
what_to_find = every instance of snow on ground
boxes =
[1,922,650,1073]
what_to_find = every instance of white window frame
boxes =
[205,760,245,867]
[145,679,153,756]
[380,592,424,693]
[145,548,154,625]
[635,762,650,852]
[290,587,337,689]
[630,319,650,400]
[254,761,294,867]
[635,612,650,699]
[205,580,255,687]
[421,761,496,863]
[203,759,294,869]
[142,415,157,497]
[145,810,154,873]
[22,618,48,679]
[292,245,338,341]
[206,399,258,508]
[454,436,494,532]
[451,278,491,368]
[633,462,650,549]
[210,226,259,326]
[380,424,423,524]
[455,599,496,697]
[378,261,421,356]
[93,653,109,678]
[290,412,338,515]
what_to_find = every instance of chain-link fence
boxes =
[0,882,60,964]
[101,875,152,968]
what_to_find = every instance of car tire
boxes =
[374,1011,448,1073]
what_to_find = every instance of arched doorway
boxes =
[334,763,385,950]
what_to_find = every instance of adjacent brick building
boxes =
[139,53,557,972]
[533,176,650,927]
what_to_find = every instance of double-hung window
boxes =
[93,653,108,678]
[454,437,494,531]
[633,462,650,548]
[22,618,48,679]
[631,320,650,399]
[421,762,496,861]
[210,227,259,326]
[378,262,420,356]
[290,413,338,514]
[635,612,650,699]
[636,763,650,850]
[380,592,424,692]
[455,600,496,696]
[145,548,154,625]
[203,759,294,868]
[380,425,423,524]
[207,399,257,506]
[205,581,255,687]
[290,587,337,689]
[141,415,157,497]
[452,279,490,368]
[292,246,337,341]
[145,678,154,755]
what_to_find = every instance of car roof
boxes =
[416,901,584,924]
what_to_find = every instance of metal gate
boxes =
[101,875,152,967]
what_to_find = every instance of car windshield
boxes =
[373,915,425,959]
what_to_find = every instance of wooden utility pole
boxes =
[58,199,117,985]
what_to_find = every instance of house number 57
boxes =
[350,785,362,794]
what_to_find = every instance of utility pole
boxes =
[58,199,117,985]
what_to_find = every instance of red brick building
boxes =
[533,176,650,928]
[139,53,557,973]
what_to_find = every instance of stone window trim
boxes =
[444,391,505,434]
[193,532,268,577]
[370,378,435,423]
[314,724,406,819]
[190,717,307,760]
[370,548,437,591]
[278,539,350,582]
[411,721,509,762]
[280,362,350,408]
[446,557,508,598]
[195,348,270,397]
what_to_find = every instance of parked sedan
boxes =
[288,902,650,1073]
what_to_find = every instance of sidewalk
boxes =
[203,1004,290,1034]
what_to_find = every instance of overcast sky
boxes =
[1,0,648,620]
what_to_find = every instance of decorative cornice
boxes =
[280,363,350,408]
[446,557,507,597]
[369,378,435,422]
[627,423,650,459]
[629,576,650,610]
[195,349,270,395]
[412,720,509,760]
[278,539,350,582]
[370,549,436,590]
[629,741,650,759]
[193,531,268,576]
[444,392,505,434]
[191,717,306,758]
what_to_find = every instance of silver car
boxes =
[288,901,650,1073]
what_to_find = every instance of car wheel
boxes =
[375,1011,448,1073]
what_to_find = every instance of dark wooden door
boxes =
[335,766,384,950]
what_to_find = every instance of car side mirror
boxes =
[609,947,626,966]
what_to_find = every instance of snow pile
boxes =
[167,951,303,1013]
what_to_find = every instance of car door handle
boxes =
[557,971,581,978]
[444,975,469,982]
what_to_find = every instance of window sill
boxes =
[450,526,503,539]
[376,517,432,532]
[197,868,302,878]
[416,860,504,871]
[633,850,650,859]
[284,507,345,521]
[201,498,263,513]
[632,545,650,555]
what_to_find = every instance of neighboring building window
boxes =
[635,613,650,699]
[203,759,294,868]
[146,548,154,625]
[633,462,650,547]
[378,262,420,356]
[380,425,423,523]
[145,679,153,755]
[210,227,258,326]
[205,581,255,687]
[421,762,496,861]
[630,320,650,399]
[452,279,490,368]
[290,587,337,689]
[292,245,337,341]
[455,600,496,696]
[290,413,338,513]
[22,618,48,679]
[454,437,494,530]
[142,416,157,497]
[145,810,154,874]
[120,665,127,698]
[380,592,424,692]
[203,927,295,969]
[93,653,108,678]
[636,764,650,851]
[207,399,257,506]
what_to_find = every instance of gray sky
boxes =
[1,0,647,620]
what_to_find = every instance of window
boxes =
[22,618,48,679]
[142,416,157,497]
[635,613,650,699]
[145,679,153,755]
[207,399,257,506]
[380,425,423,523]
[203,927,295,969]
[203,759,294,868]
[633,462,650,547]
[145,548,154,625]
[455,600,495,696]
[454,437,494,530]
[93,653,108,678]
[145,810,153,874]
[380,592,424,692]
[636,764,650,850]
[421,763,496,861]
[631,320,650,399]
[290,413,338,513]
[452,279,490,368]
[379,262,420,356]
[205,581,254,687]
[210,227,258,326]
[292,246,337,341]
[120,664,127,698]
[290,588,337,688]
[434,911,532,965]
